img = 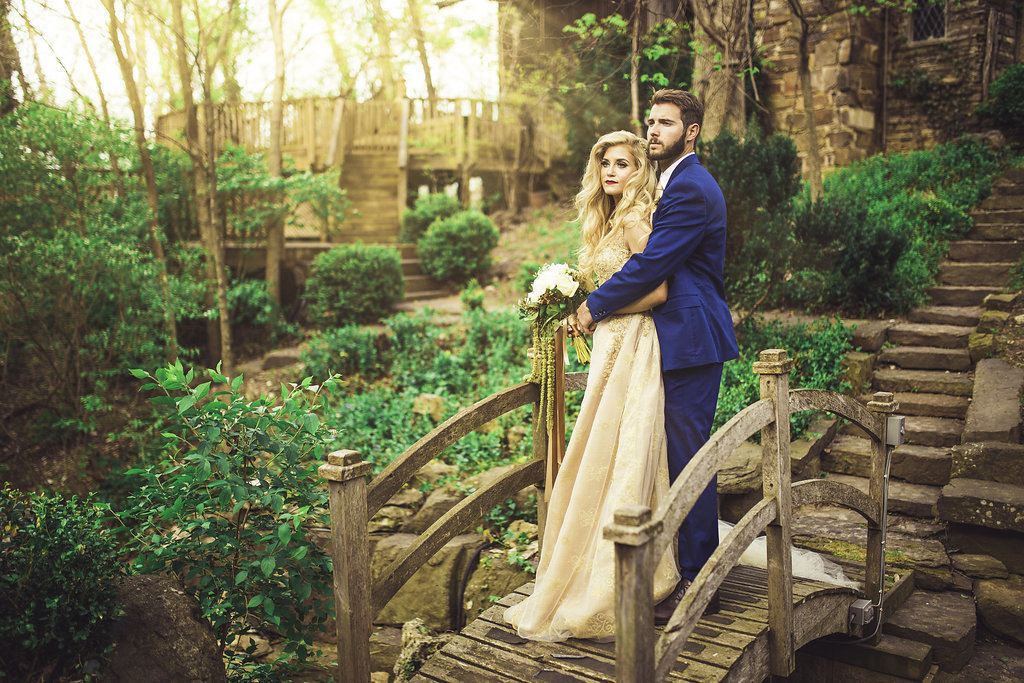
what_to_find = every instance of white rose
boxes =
[554,272,579,297]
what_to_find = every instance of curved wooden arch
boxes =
[792,479,881,525]
[652,399,775,560]
[655,497,778,679]
[371,457,545,614]
[789,389,882,440]
[367,382,538,516]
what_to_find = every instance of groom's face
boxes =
[647,103,690,163]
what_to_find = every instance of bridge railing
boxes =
[605,349,897,682]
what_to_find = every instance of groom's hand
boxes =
[576,301,596,335]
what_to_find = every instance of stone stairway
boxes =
[795,166,1024,680]
[397,243,451,302]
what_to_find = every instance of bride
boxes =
[503,131,854,643]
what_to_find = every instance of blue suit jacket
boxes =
[587,154,739,371]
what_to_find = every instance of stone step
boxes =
[938,478,1024,533]
[968,224,1024,241]
[886,323,973,349]
[823,473,940,518]
[970,208,1024,224]
[904,415,964,447]
[948,239,1024,263]
[981,193,1024,210]
[937,261,1014,287]
[872,368,974,396]
[400,258,425,276]
[796,634,934,681]
[397,243,418,259]
[951,442,1024,487]
[823,435,951,486]
[995,167,1024,185]
[404,288,451,302]
[877,346,972,371]
[883,590,977,673]
[907,305,982,327]
[404,274,439,294]
[962,357,1024,443]
[925,285,1002,307]
[890,392,969,419]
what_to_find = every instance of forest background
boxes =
[1,0,1022,680]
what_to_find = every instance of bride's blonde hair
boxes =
[575,131,657,277]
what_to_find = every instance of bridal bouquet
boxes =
[517,263,592,428]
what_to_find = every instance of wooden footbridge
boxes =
[319,349,905,681]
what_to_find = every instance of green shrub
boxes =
[118,362,338,676]
[301,325,390,381]
[228,278,298,342]
[400,192,461,243]
[305,243,404,325]
[0,485,122,679]
[976,64,1024,136]
[418,210,499,287]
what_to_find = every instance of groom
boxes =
[575,89,739,619]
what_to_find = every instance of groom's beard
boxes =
[648,134,688,162]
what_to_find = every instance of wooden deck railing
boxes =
[318,348,900,682]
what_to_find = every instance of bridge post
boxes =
[320,450,374,683]
[605,504,661,683]
[866,391,897,643]
[752,348,796,677]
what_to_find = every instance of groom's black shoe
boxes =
[653,578,721,626]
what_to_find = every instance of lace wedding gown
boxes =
[504,228,856,643]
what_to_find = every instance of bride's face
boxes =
[600,144,638,197]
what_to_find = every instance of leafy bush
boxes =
[715,317,852,438]
[305,243,405,325]
[418,210,499,287]
[302,325,390,381]
[0,485,122,679]
[976,64,1024,137]
[117,362,338,675]
[228,278,298,342]
[400,192,461,243]
[701,127,802,314]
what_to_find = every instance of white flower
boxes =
[527,263,579,303]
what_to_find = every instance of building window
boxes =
[912,0,946,42]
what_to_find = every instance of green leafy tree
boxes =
[116,362,339,674]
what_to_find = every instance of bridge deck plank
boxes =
[414,565,858,682]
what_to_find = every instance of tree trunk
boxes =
[630,0,644,135]
[103,0,178,355]
[788,0,823,198]
[407,0,436,106]
[367,0,396,99]
[170,0,233,374]
[266,0,286,304]
[0,0,27,114]
[688,0,749,139]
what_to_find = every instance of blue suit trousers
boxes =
[663,362,724,579]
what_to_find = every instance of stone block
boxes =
[412,393,446,422]
[951,553,1008,579]
[261,346,302,370]
[951,442,1024,486]
[984,292,1019,311]
[883,590,976,672]
[403,485,466,534]
[948,524,1024,574]
[938,478,1024,533]
[975,575,1024,645]
[851,320,890,352]
[798,634,933,681]
[370,505,415,533]
[842,106,875,131]
[963,358,1024,443]
[978,309,1010,334]
[969,332,997,363]
[718,441,762,495]
[461,547,535,625]
[409,460,457,490]
[842,351,874,393]
[372,533,483,630]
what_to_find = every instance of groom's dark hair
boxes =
[650,89,704,139]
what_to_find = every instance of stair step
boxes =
[403,288,452,302]
[947,240,1024,263]
[887,323,973,348]
[963,357,1024,443]
[843,414,963,447]
[925,285,1002,307]
[937,262,1014,287]
[995,167,1024,185]
[823,435,951,485]
[872,368,973,396]
[939,478,1024,533]
[884,590,977,673]
[878,346,972,371]
[798,634,934,681]
[907,305,982,327]
[823,473,940,518]
[970,208,1024,224]
[404,274,439,293]
[397,243,418,259]
[981,193,1024,210]
[968,224,1024,241]
[890,392,969,419]
[401,258,425,276]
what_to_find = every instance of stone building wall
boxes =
[756,0,884,174]
[885,0,1020,152]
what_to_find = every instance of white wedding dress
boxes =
[504,227,855,643]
